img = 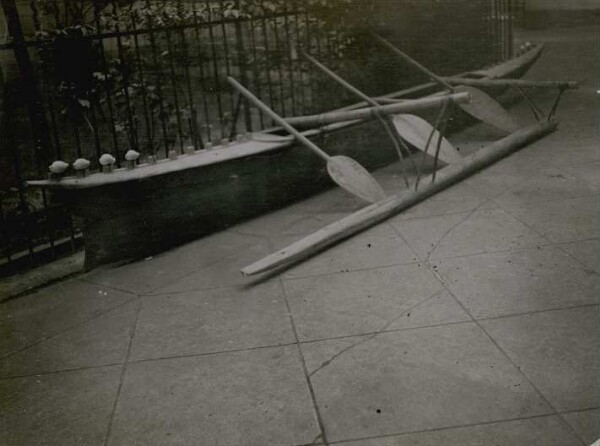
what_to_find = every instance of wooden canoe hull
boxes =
[53,119,398,268]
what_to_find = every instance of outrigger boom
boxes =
[441,77,578,90]
[284,92,470,128]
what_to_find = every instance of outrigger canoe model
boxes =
[28,41,577,269]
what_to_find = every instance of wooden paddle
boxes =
[372,33,521,133]
[302,52,461,166]
[227,77,387,204]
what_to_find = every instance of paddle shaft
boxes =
[227,77,330,161]
[373,34,455,91]
[303,52,380,107]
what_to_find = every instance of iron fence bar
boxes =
[0,201,10,263]
[218,0,235,126]
[115,17,139,152]
[87,93,102,160]
[491,0,498,61]
[177,2,202,150]
[271,15,287,117]
[507,0,514,57]
[94,9,121,163]
[498,0,503,61]
[40,189,56,260]
[233,0,251,133]
[293,11,307,115]
[229,92,242,139]
[131,16,155,154]
[261,13,276,126]
[248,12,264,129]
[502,0,507,59]
[71,110,83,157]
[205,0,226,139]
[146,4,171,157]
[164,29,185,153]
[282,5,296,116]
[191,2,213,142]
[46,93,63,159]
[314,16,326,113]
[304,11,317,114]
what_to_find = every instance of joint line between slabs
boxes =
[390,201,565,421]
[277,275,330,446]
[422,257,563,418]
[325,410,592,445]
[3,301,597,382]
[103,295,143,446]
[490,197,600,274]
[0,297,137,362]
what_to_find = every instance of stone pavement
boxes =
[1,24,598,446]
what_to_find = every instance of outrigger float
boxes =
[28,40,577,269]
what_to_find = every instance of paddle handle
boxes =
[227,77,330,162]
[373,33,455,92]
[302,52,379,107]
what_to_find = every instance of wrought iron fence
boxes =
[0,0,515,276]
[491,0,515,61]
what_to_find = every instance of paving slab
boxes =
[433,246,599,319]
[523,135,599,167]
[283,263,445,341]
[388,182,493,222]
[481,306,600,412]
[385,289,470,330]
[0,366,121,446]
[153,240,276,294]
[560,239,600,273]
[394,207,547,260]
[280,223,417,279]
[302,323,552,442]
[335,416,583,446]
[80,230,261,295]
[231,206,348,237]
[498,195,599,243]
[493,167,598,209]
[108,347,320,446]
[560,162,600,189]
[562,409,600,446]
[0,300,137,377]
[0,279,136,358]
[130,282,294,361]
[0,252,84,303]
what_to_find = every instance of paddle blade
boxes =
[454,85,521,133]
[326,156,387,204]
[392,114,462,165]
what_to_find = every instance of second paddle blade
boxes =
[455,85,521,133]
[326,155,387,204]
[392,114,462,165]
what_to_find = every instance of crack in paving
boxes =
[308,288,447,378]
[424,198,494,261]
